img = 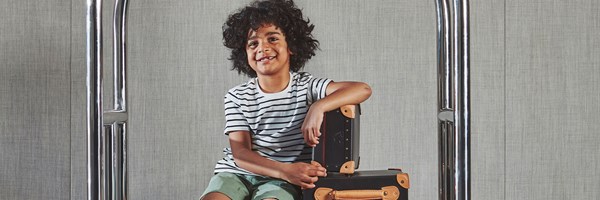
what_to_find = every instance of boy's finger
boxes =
[311,128,320,144]
[309,162,327,176]
[304,130,314,146]
[318,166,326,172]
[314,171,326,177]
[300,182,315,189]
[301,175,315,183]
[310,161,322,167]
[309,129,318,146]
[306,168,326,177]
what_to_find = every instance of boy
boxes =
[201,0,371,199]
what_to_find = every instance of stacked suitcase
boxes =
[303,105,410,200]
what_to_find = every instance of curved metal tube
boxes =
[112,1,129,199]
[113,0,128,112]
[436,0,470,199]
[87,0,128,199]
[436,0,452,110]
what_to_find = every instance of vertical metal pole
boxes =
[87,0,129,199]
[87,0,103,199]
[436,0,470,199]
[103,124,113,200]
[435,0,452,199]
[117,123,128,200]
[459,0,471,198]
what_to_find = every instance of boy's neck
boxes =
[257,72,291,93]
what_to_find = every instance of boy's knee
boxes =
[201,192,231,200]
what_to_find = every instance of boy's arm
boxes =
[228,131,327,189]
[302,81,372,147]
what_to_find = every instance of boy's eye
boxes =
[248,41,258,48]
[268,37,279,42]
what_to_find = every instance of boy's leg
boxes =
[248,176,300,200]
[201,172,251,200]
[201,192,231,200]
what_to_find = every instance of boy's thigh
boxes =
[250,178,300,200]
[202,172,251,200]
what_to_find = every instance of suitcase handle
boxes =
[314,186,400,200]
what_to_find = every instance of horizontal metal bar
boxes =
[103,110,128,124]
[438,110,454,122]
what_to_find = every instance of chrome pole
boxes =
[458,0,470,198]
[436,0,470,199]
[87,0,129,199]
[86,0,103,199]
[113,0,128,112]
[112,1,129,199]
[435,0,451,199]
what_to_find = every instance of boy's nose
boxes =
[258,48,271,54]
[258,43,271,53]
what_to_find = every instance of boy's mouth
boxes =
[257,56,276,62]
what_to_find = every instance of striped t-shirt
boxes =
[214,72,332,175]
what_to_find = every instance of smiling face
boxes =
[246,24,292,78]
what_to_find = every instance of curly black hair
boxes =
[223,0,319,77]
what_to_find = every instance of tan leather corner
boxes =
[396,173,410,189]
[314,187,333,200]
[340,105,356,119]
[340,161,355,175]
[381,186,401,200]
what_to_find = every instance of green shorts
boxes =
[201,172,301,200]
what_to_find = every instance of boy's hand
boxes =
[302,103,325,147]
[279,162,327,189]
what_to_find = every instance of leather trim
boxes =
[340,161,355,174]
[340,105,356,119]
[396,173,410,189]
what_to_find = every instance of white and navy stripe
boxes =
[214,72,331,175]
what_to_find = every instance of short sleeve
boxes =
[306,76,332,105]
[223,93,250,135]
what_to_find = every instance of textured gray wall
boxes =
[70,0,87,199]
[0,0,71,200]
[471,0,505,199]
[505,1,600,199]
[2,0,600,200]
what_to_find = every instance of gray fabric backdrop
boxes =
[1,0,599,200]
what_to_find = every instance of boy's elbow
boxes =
[359,82,372,100]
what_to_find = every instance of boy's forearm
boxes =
[314,82,372,112]
[228,131,287,179]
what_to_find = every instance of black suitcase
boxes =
[302,169,410,200]
[314,105,360,173]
